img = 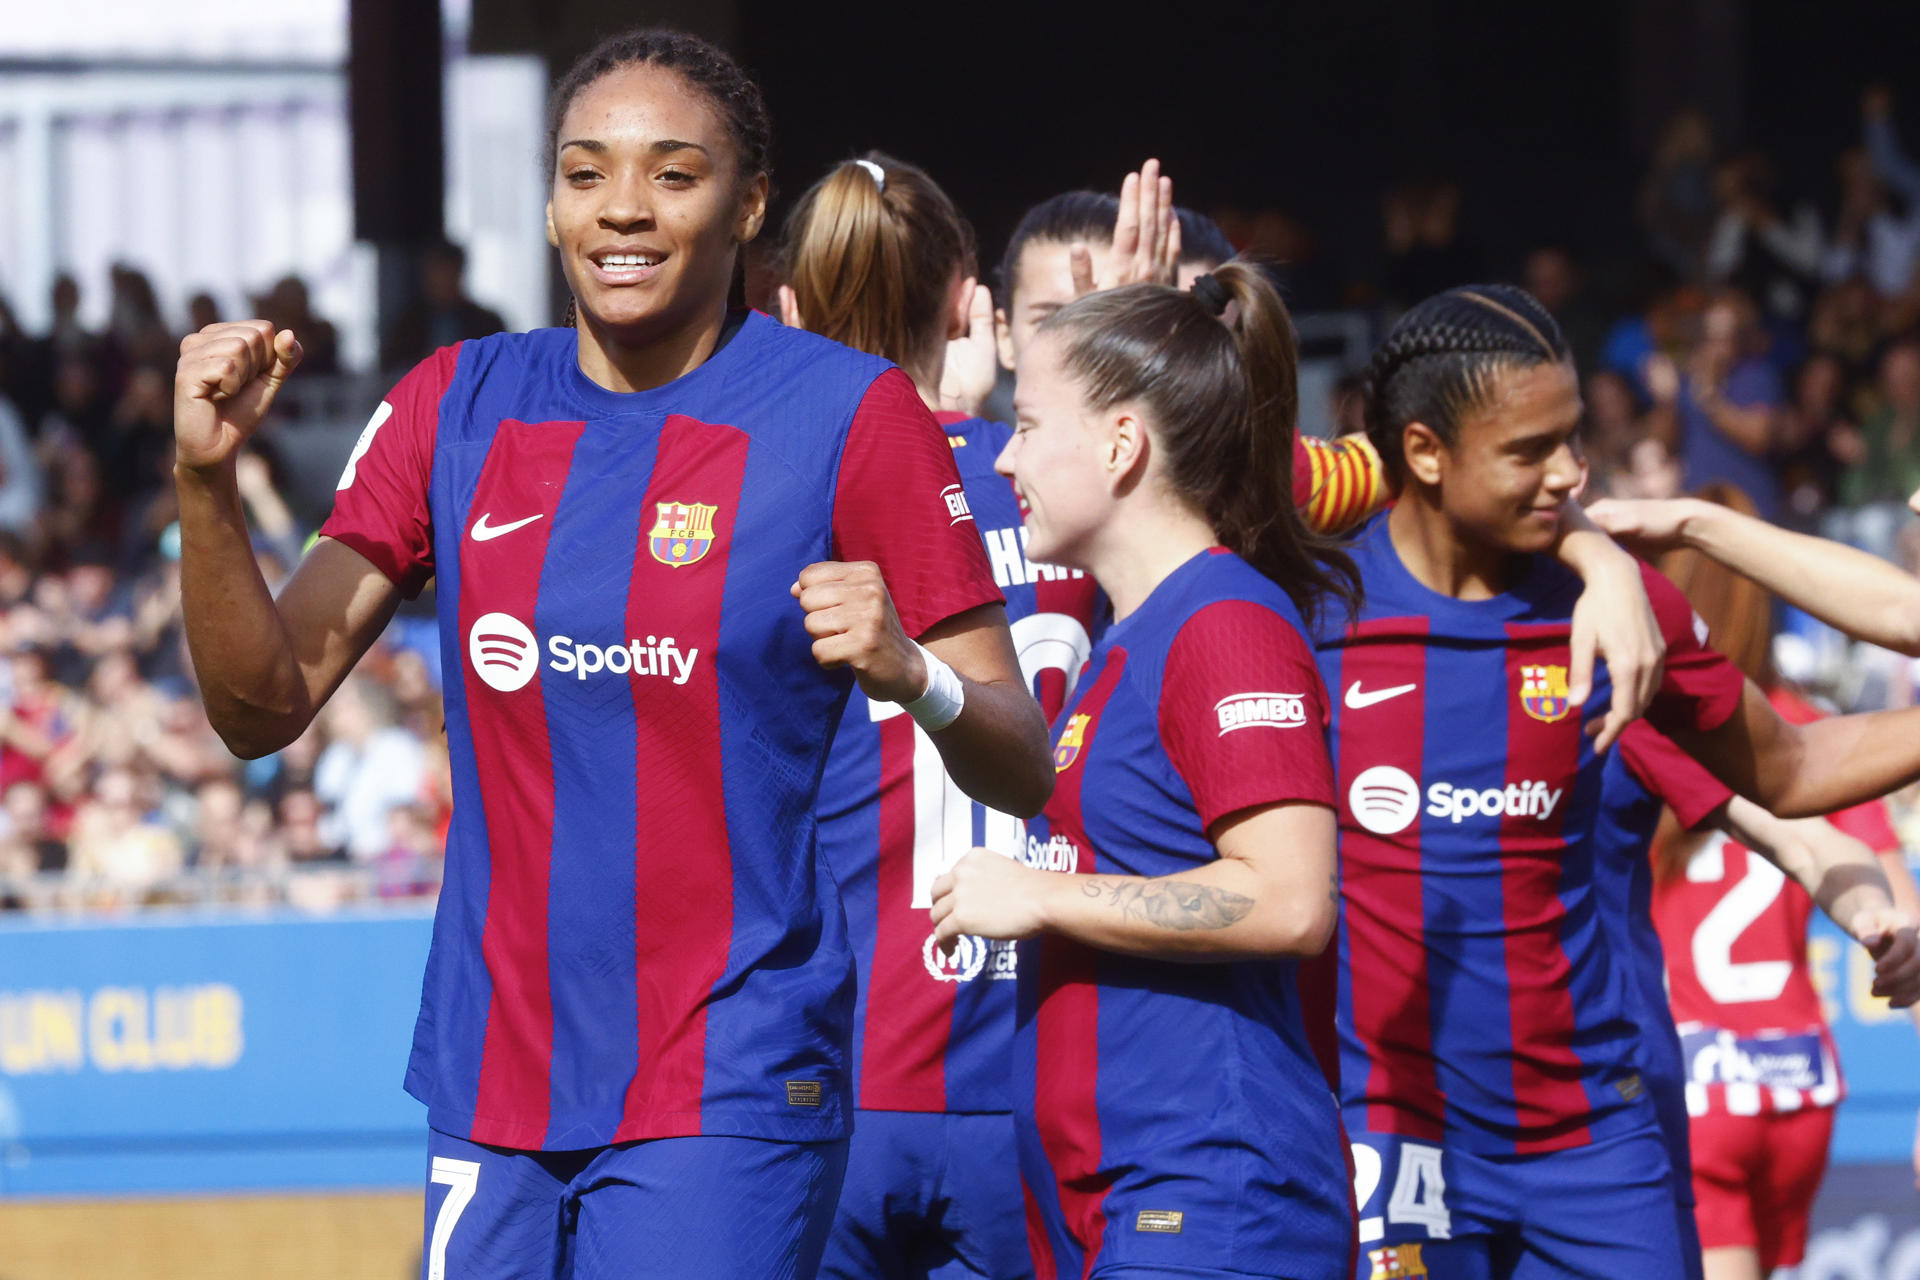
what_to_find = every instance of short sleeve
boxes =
[1619,723,1733,830]
[318,345,456,598]
[1641,564,1746,737]
[1157,598,1336,832]
[832,368,1003,638]
[1294,434,1389,536]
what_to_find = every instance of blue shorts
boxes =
[421,1127,848,1280]
[819,1109,1032,1280]
[1350,1125,1685,1280]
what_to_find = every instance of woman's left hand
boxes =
[931,849,1050,953]
[938,279,998,419]
[793,560,926,703]
[1567,545,1665,753]
[1850,906,1920,1008]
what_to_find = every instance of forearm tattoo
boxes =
[1079,877,1254,931]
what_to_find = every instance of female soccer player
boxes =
[1326,284,1920,1280]
[932,262,1361,1279]
[780,150,1094,1280]
[170,29,1052,1280]
[992,179,1664,748]
[1643,495,1920,1280]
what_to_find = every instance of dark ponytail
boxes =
[1040,258,1360,627]
[1362,284,1570,483]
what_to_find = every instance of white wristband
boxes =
[902,642,965,732]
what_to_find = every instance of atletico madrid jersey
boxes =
[1315,513,1746,1156]
[1648,687,1889,1119]
[1014,548,1352,1279]
[318,314,1001,1150]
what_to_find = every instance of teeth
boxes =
[599,254,659,268]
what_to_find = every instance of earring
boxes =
[562,297,577,327]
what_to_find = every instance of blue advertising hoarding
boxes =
[0,906,1913,1223]
[0,910,432,1196]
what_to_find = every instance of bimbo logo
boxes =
[940,484,973,525]
[1215,692,1307,735]
[1349,765,1422,835]
[468,612,540,693]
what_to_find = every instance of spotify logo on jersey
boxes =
[1349,765,1421,835]
[469,612,540,693]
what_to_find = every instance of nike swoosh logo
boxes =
[1345,680,1417,710]
[471,512,543,541]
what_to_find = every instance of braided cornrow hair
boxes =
[544,28,772,186]
[1362,284,1570,483]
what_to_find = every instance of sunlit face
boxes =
[547,64,767,342]
[1410,360,1584,555]
[996,239,1115,371]
[997,331,1117,568]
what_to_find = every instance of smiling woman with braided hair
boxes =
[169,27,1052,1280]
[1324,284,1920,1280]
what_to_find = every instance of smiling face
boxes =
[995,239,1115,371]
[997,331,1120,569]
[547,63,767,345]
[1406,359,1584,556]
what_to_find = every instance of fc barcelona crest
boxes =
[1519,664,1572,723]
[1053,713,1090,772]
[1369,1244,1429,1279]
[649,501,719,568]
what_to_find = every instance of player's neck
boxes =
[573,302,729,394]
[1087,501,1219,621]
[1386,493,1515,601]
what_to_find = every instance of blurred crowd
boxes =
[0,245,496,914]
[5,87,1920,915]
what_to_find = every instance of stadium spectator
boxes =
[1839,335,1920,507]
[1831,86,1920,302]
[1652,288,1785,517]
[1704,150,1825,321]
[67,764,184,907]
[1380,178,1483,307]
[377,238,506,371]
[254,275,341,377]
[1776,350,1861,522]
[1640,107,1721,281]
[312,676,427,863]
[1526,245,1609,374]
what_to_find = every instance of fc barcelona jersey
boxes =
[1315,513,1746,1156]
[1014,548,1352,1279]
[319,314,1001,1150]
[813,429,1385,1116]
[815,415,1099,1115]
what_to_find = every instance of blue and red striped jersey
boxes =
[1316,513,1745,1156]
[318,315,1002,1150]
[815,415,1100,1115]
[1014,548,1352,1279]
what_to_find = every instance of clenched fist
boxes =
[174,320,303,474]
[792,560,926,703]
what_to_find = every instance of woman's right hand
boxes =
[1070,157,1181,297]
[174,320,302,475]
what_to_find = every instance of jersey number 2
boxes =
[870,612,1091,906]
[1688,833,1792,1005]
